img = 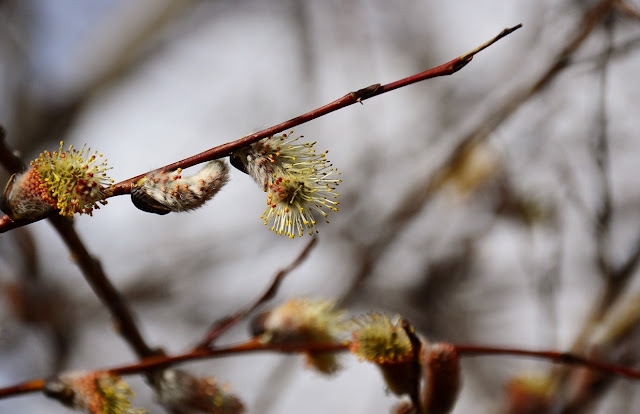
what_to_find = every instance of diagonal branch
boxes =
[339,0,619,305]
[47,215,156,358]
[108,24,522,196]
[0,24,522,232]
[3,340,640,400]
[195,237,318,349]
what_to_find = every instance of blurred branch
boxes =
[594,12,615,290]
[0,339,350,399]
[195,237,318,349]
[3,224,76,371]
[616,0,640,21]
[566,10,635,353]
[557,286,640,413]
[47,215,156,358]
[340,0,619,305]
[4,340,640,400]
[574,33,640,65]
[79,0,195,95]
[11,1,196,150]
[455,344,640,380]
[519,7,640,413]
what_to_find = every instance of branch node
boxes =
[353,83,383,103]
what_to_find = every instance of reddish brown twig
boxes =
[616,0,640,21]
[0,339,349,399]
[454,344,640,380]
[47,215,156,358]
[3,340,640,401]
[0,379,47,399]
[108,24,522,196]
[0,24,521,233]
[195,237,318,349]
[115,339,349,376]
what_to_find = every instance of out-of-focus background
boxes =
[1,1,640,413]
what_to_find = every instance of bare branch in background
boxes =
[195,237,318,349]
[340,0,618,306]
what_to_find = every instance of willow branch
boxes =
[455,344,640,380]
[0,24,522,233]
[195,237,318,349]
[108,24,522,196]
[0,339,349,399]
[47,215,156,358]
[4,340,640,400]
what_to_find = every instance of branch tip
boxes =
[460,23,523,61]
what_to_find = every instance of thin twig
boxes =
[47,215,156,358]
[616,0,640,21]
[0,379,46,399]
[614,235,640,281]
[556,15,640,412]
[0,125,26,173]
[567,8,618,352]
[3,340,640,400]
[339,0,618,305]
[195,237,318,349]
[594,14,614,282]
[0,339,350,399]
[107,24,522,196]
[0,24,522,232]
[455,344,640,380]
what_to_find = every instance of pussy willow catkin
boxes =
[131,160,229,215]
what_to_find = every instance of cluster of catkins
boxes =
[43,298,460,414]
[253,298,461,414]
[1,133,340,238]
[44,369,244,414]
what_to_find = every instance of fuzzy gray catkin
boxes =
[131,160,229,215]
[1,172,54,220]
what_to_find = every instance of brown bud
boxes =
[420,342,461,414]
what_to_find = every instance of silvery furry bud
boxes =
[154,369,244,414]
[131,160,229,215]
[1,172,54,221]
